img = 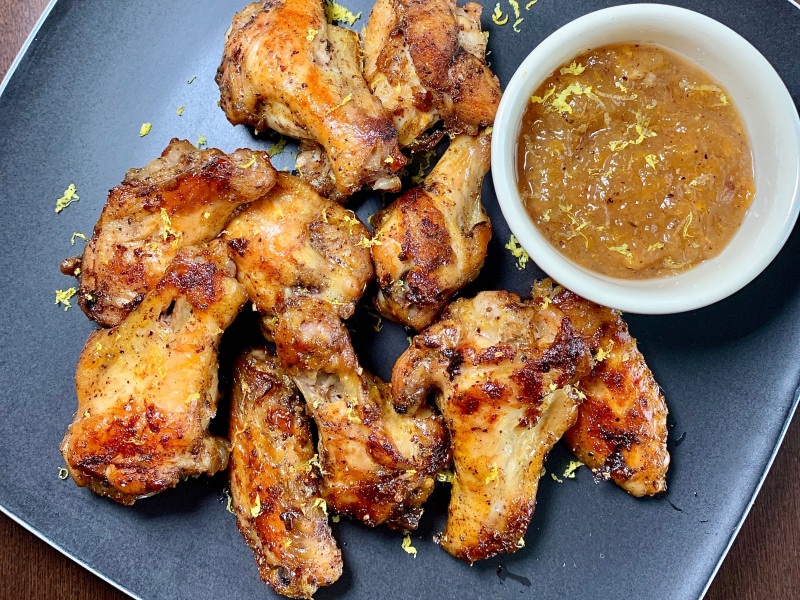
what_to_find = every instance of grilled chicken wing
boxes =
[371,130,492,330]
[271,297,450,529]
[70,139,275,328]
[222,173,373,321]
[216,0,406,199]
[363,0,501,147]
[60,241,247,504]
[541,281,670,496]
[230,347,342,598]
[223,174,450,528]
[393,290,591,561]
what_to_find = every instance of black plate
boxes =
[1,1,799,599]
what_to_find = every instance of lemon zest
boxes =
[505,234,529,270]
[268,137,287,157]
[160,208,181,241]
[485,464,499,484]
[402,532,418,558]
[139,122,152,137]
[58,467,69,480]
[515,537,526,549]
[563,460,584,479]
[560,62,585,76]
[71,232,87,245]
[608,243,632,262]
[306,28,318,41]
[196,135,207,148]
[55,288,77,311]
[176,105,185,116]
[551,472,563,483]
[311,497,329,516]
[645,154,659,169]
[436,470,455,483]
[525,0,538,8]
[237,154,257,169]
[250,494,261,518]
[55,183,80,213]
[492,4,508,25]
[512,18,523,32]
[324,1,362,25]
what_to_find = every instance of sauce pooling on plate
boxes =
[517,43,755,279]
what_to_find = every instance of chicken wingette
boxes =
[541,280,670,496]
[69,139,275,327]
[230,347,342,599]
[60,241,247,504]
[392,290,591,562]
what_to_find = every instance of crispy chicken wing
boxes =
[271,298,450,529]
[541,281,670,496]
[230,347,342,598]
[393,290,591,562]
[371,130,492,330]
[363,0,501,147]
[222,173,374,321]
[70,139,275,328]
[60,241,247,504]
[223,174,450,528]
[216,0,406,198]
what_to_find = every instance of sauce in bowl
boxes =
[517,43,755,279]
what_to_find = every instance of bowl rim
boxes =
[491,3,800,314]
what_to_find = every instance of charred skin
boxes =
[229,348,342,599]
[60,241,247,504]
[363,0,501,146]
[269,298,451,530]
[541,280,670,497]
[371,131,492,330]
[393,290,591,562]
[216,0,405,198]
[74,139,276,327]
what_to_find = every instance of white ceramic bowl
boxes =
[492,4,800,314]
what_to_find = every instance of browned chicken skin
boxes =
[230,347,342,598]
[60,241,247,504]
[393,290,591,562]
[541,280,670,496]
[222,173,373,321]
[371,130,492,330]
[216,0,406,198]
[223,173,450,529]
[71,139,276,328]
[364,0,501,147]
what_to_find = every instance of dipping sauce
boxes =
[517,43,755,279]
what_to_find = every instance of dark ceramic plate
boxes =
[1,1,798,599]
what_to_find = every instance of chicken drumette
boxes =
[67,139,276,328]
[230,347,342,598]
[223,174,450,529]
[393,290,591,562]
[363,0,501,148]
[371,130,492,330]
[60,241,247,504]
[216,0,405,199]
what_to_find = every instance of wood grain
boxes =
[1,1,798,599]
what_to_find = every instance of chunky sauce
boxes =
[517,44,755,279]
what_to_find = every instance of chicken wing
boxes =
[69,138,275,328]
[363,0,501,148]
[393,290,591,562]
[230,347,342,598]
[60,241,247,504]
[223,174,450,528]
[216,0,406,199]
[222,173,374,321]
[371,130,492,330]
[540,280,670,496]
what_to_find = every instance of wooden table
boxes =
[1,1,798,598]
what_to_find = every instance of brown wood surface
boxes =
[1,1,798,599]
